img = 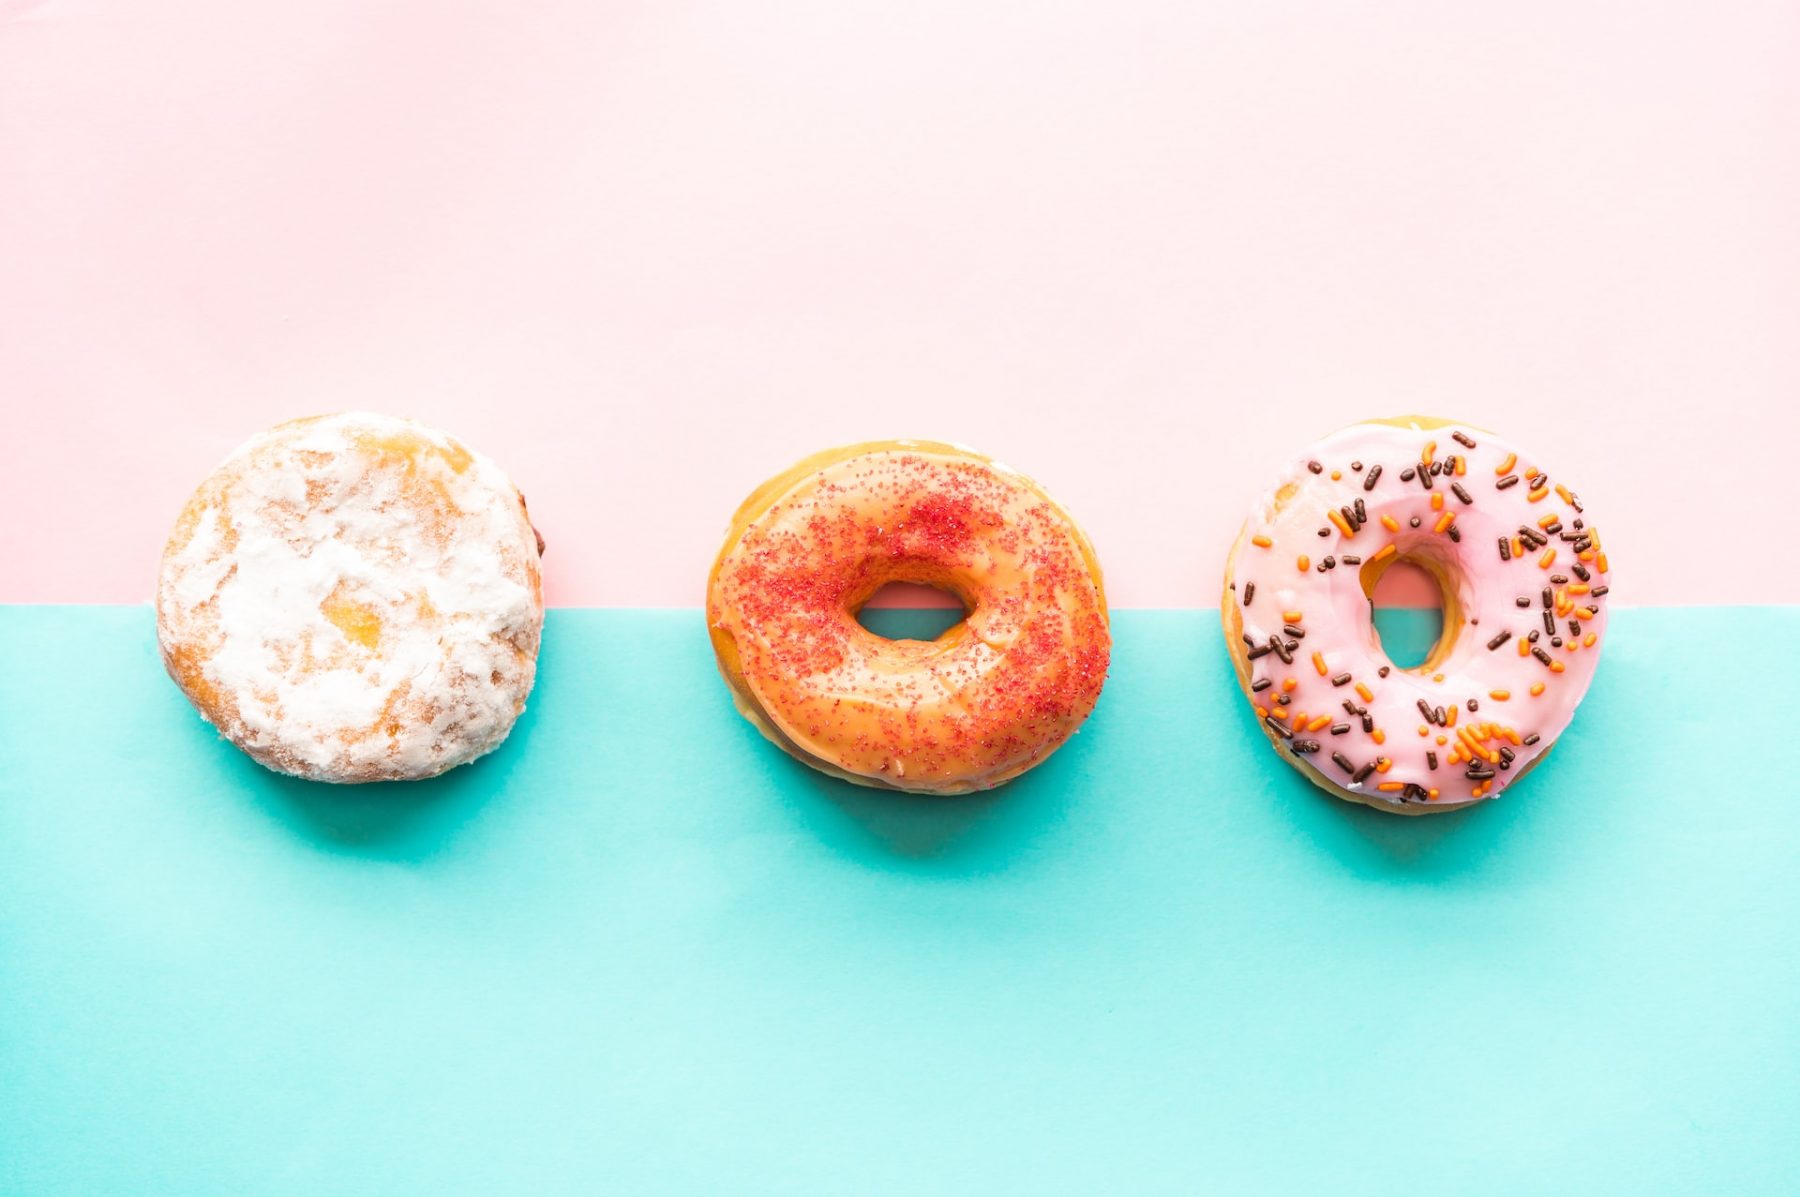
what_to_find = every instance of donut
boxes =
[707,440,1111,794]
[1221,417,1612,814]
[156,412,545,783]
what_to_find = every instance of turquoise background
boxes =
[2,606,1796,1195]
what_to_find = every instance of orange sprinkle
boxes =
[1433,511,1456,533]
[1518,637,1531,657]
[1489,690,1511,701]
[1312,651,1328,676]
[1574,607,1594,620]
[1307,714,1332,733]
[1282,610,1304,624]
[1568,583,1590,595]
[1432,673,1445,683]
[1252,535,1273,548]
[1538,513,1560,529]
[1525,466,1540,481]
[1430,492,1445,512]
[1331,470,1342,481]
[1436,734,1448,746]
[1329,509,1356,538]
[1375,757,1392,774]
[1422,440,1437,464]
[1555,484,1574,504]
[1372,544,1397,564]
[1297,555,1311,572]
[1597,552,1610,574]
[1530,682,1546,697]
[1377,781,1406,792]
[1578,550,1596,563]
[1454,455,1466,476]
[1583,633,1597,648]
[1428,787,1440,799]
[1527,485,1550,503]
[1372,728,1387,745]
[1354,682,1374,702]
[1590,529,1604,550]
[1417,725,1430,736]
[1538,548,1556,569]
[1289,710,1306,727]
[1550,660,1566,673]
[1496,452,1517,475]
[1282,677,1298,693]
[1501,728,1521,745]
[1511,537,1523,559]
[1445,705,1458,728]
[1379,514,1401,533]
[1254,705,1268,718]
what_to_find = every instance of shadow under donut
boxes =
[750,715,1091,876]
[198,702,541,863]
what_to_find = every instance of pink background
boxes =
[3,0,1796,607]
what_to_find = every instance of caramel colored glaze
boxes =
[708,440,1110,794]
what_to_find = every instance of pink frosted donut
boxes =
[1221,416,1613,814]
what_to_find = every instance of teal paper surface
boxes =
[2,606,1796,1194]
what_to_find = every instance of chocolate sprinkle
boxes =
[1332,752,1356,774]
[1496,474,1520,490]
[1243,582,1255,605]
[1451,431,1476,448]
[1363,465,1382,491]
[1451,482,1473,505]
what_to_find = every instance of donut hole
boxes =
[855,581,968,642]
[1367,559,1447,670]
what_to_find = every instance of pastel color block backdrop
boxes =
[2,0,1797,608]
[4,2,1799,1194]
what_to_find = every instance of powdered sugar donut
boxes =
[1221,416,1612,814]
[708,440,1111,794]
[156,413,545,783]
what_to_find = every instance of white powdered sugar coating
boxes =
[156,412,544,782]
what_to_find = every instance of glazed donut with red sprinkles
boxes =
[707,440,1111,794]
[1221,416,1612,814]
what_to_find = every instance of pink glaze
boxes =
[1227,420,1611,810]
